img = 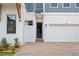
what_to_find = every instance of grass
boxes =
[0,51,16,56]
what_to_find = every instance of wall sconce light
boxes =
[45,24,47,26]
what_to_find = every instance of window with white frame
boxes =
[50,3,58,8]
[63,3,71,8]
[7,15,16,33]
[75,3,79,8]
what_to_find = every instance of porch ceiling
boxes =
[0,3,21,21]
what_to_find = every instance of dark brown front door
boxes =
[36,22,42,38]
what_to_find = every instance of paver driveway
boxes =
[15,43,79,56]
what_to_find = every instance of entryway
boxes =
[36,22,43,42]
[37,22,42,38]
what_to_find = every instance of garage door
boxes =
[44,24,79,42]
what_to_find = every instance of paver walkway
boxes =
[15,43,79,56]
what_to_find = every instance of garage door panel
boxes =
[44,26,79,42]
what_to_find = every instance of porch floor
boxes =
[15,42,79,56]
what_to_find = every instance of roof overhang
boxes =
[0,3,21,21]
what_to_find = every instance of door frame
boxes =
[36,22,43,39]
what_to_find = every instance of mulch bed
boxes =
[0,46,19,52]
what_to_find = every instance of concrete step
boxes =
[36,38,44,42]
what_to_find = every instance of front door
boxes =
[36,22,42,38]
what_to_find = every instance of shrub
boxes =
[0,43,3,51]
[0,37,9,48]
[14,38,20,48]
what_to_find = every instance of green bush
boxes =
[0,37,9,48]
[0,43,3,51]
[14,38,20,48]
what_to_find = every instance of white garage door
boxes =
[44,24,79,42]
[43,14,79,42]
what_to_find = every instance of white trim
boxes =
[34,3,35,13]
[27,12,45,15]
[0,4,1,21]
[26,12,79,15]
[44,12,79,14]
[75,3,79,8]
[62,3,71,8]
[50,3,58,8]
[43,3,45,13]
[27,12,35,14]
